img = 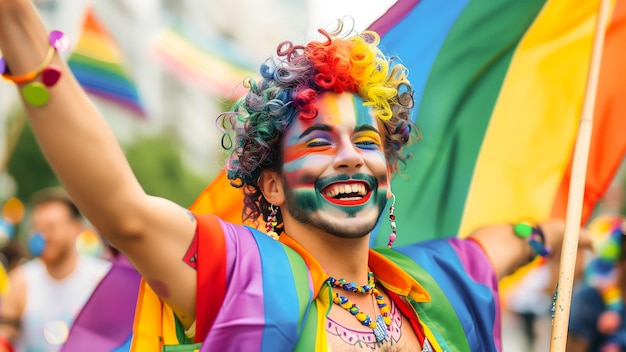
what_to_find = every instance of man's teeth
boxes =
[324,184,367,198]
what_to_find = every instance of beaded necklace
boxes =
[326,272,391,343]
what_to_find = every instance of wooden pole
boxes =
[549,0,611,350]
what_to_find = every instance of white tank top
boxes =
[15,256,111,352]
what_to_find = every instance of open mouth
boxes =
[321,181,372,206]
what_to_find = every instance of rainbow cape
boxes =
[141,215,499,351]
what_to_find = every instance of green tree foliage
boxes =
[7,122,59,201]
[7,121,210,208]
[124,134,210,207]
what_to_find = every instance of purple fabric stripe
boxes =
[62,255,141,351]
[201,220,265,352]
[449,239,501,349]
[368,0,423,36]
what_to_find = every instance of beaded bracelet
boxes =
[0,30,69,107]
[513,222,552,259]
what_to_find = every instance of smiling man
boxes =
[0,1,573,351]
[280,93,389,238]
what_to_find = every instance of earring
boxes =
[265,203,279,240]
[387,194,397,248]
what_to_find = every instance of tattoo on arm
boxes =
[183,231,198,270]
[181,207,198,269]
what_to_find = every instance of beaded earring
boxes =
[265,203,279,240]
[387,194,397,248]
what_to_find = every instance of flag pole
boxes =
[550,0,611,350]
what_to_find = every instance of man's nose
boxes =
[333,141,364,170]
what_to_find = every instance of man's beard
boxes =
[281,176,385,239]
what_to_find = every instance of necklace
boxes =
[327,271,375,294]
[326,272,391,343]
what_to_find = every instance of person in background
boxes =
[567,178,626,352]
[567,214,626,352]
[0,188,111,352]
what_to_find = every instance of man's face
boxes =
[280,92,390,239]
[30,202,80,263]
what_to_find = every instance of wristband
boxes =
[513,222,552,260]
[0,30,69,107]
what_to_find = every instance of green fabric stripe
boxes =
[374,248,468,352]
[293,299,319,351]
[173,314,192,344]
[283,246,314,334]
[375,0,548,246]
[68,53,127,75]
[162,343,202,352]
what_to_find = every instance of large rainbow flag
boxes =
[192,0,626,249]
[367,0,626,247]
[67,8,146,117]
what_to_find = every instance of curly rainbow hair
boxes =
[218,24,417,228]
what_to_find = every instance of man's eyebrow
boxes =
[299,124,333,139]
[354,125,380,134]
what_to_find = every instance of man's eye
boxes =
[355,139,380,149]
[356,140,377,145]
[306,139,331,147]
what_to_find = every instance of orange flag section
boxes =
[551,0,626,223]
[188,169,246,224]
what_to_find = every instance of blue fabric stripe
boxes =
[393,240,497,350]
[250,228,303,352]
[282,248,314,335]
[373,0,470,121]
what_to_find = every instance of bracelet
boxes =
[513,222,552,259]
[1,45,55,83]
[0,30,69,107]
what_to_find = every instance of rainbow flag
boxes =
[192,0,626,249]
[68,8,146,117]
[151,25,255,99]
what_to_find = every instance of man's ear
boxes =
[386,166,393,198]
[259,170,285,206]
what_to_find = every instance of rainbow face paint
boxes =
[281,92,390,239]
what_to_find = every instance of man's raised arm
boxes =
[0,0,199,327]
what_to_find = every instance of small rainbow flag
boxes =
[68,8,146,117]
[151,24,255,99]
